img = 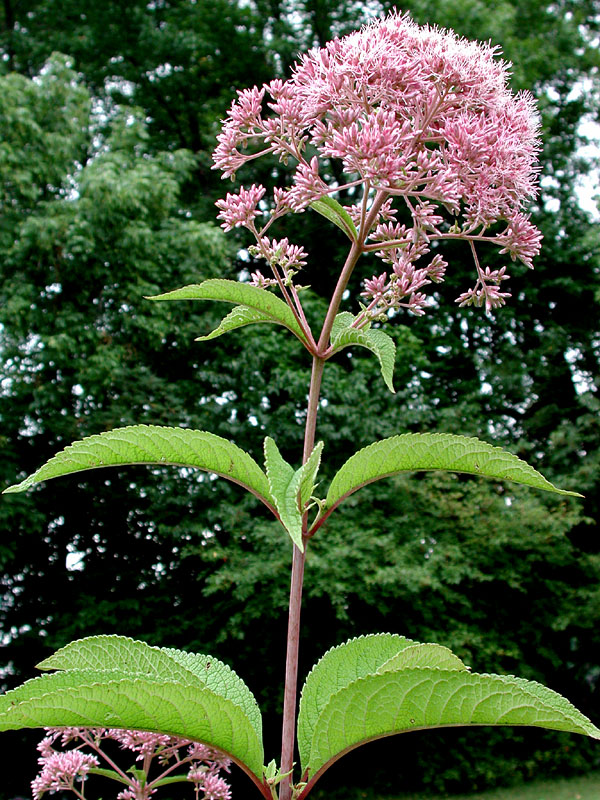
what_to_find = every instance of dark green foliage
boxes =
[0,0,599,797]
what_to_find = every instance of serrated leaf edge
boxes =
[37,634,262,738]
[323,432,581,515]
[4,425,276,515]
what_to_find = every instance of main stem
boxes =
[279,355,324,800]
[278,229,377,800]
[278,191,388,800]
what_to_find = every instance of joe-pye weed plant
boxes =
[2,11,599,800]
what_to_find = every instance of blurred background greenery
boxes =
[0,0,598,797]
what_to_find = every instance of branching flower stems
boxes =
[212,11,543,799]
[32,728,232,800]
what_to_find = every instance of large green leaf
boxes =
[299,638,600,789]
[297,634,416,762]
[302,669,600,783]
[310,196,358,241]
[148,279,309,345]
[322,432,581,519]
[3,425,275,513]
[330,312,396,393]
[37,635,262,738]
[0,639,265,780]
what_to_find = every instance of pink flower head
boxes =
[32,750,99,799]
[215,184,265,231]
[213,11,542,318]
[198,771,232,800]
[495,211,542,268]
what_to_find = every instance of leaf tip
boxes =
[2,481,26,494]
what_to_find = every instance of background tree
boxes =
[0,1,598,798]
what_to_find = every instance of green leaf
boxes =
[3,425,275,512]
[264,437,304,551]
[323,432,581,516]
[88,767,131,786]
[263,439,325,550]
[309,196,358,241]
[195,305,277,342]
[297,634,417,763]
[299,441,324,507]
[301,655,600,784]
[148,279,309,345]
[37,635,262,739]
[330,312,396,393]
[0,637,264,779]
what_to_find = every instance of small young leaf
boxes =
[323,432,581,518]
[297,634,416,763]
[37,635,262,739]
[148,279,309,345]
[3,425,275,514]
[264,440,325,550]
[302,667,600,784]
[264,437,304,551]
[309,196,358,241]
[330,312,396,393]
[299,441,324,507]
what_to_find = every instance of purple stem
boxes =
[278,191,387,800]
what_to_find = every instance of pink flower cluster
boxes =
[32,728,231,800]
[213,11,542,319]
[32,749,99,799]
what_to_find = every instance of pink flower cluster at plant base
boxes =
[213,11,542,319]
[32,728,231,800]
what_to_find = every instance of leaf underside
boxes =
[37,635,262,736]
[330,312,396,393]
[298,635,600,785]
[3,425,275,512]
[0,635,264,778]
[324,432,581,513]
[195,305,276,342]
[148,278,309,345]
